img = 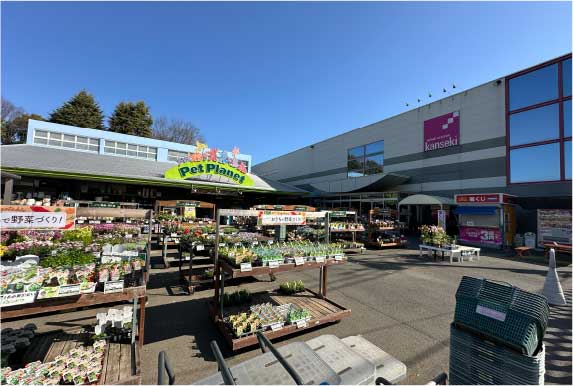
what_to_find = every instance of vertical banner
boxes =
[0,206,76,230]
[437,210,446,231]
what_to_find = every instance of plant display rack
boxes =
[328,210,365,253]
[210,208,351,351]
[1,207,152,384]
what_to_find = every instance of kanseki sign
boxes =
[423,111,460,152]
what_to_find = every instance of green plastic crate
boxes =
[454,276,549,357]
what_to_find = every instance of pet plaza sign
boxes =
[164,160,254,186]
[164,142,254,186]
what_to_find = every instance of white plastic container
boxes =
[524,232,536,248]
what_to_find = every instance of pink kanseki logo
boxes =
[423,111,460,152]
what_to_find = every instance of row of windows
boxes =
[509,99,571,146]
[509,58,571,111]
[507,56,572,184]
[103,141,157,160]
[34,130,99,152]
[347,140,384,178]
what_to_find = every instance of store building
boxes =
[253,54,572,235]
[0,120,305,209]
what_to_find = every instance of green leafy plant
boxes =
[61,227,93,245]
[222,289,252,307]
[40,249,95,268]
[279,280,305,295]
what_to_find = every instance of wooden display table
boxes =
[22,329,140,385]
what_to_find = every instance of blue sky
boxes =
[1,1,571,164]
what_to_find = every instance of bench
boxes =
[542,242,572,256]
[514,246,534,257]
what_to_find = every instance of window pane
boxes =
[127,144,137,151]
[127,150,138,157]
[116,149,127,155]
[63,134,75,142]
[105,141,115,147]
[35,130,48,138]
[148,147,157,155]
[89,138,99,145]
[564,100,572,138]
[565,141,571,179]
[137,151,147,158]
[348,146,364,159]
[49,132,62,140]
[147,153,156,159]
[509,103,559,146]
[364,154,384,174]
[76,136,88,144]
[509,64,558,110]
[104,147,115,154]
[89,145,99,152]
[365,140,384,155]
[116,142,127,150]
[510,143,560,183]
[563,58,572,97]
[77,144,89,150]
[34,137,48,145]
[63,142,75,148]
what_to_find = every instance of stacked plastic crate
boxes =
[450,276,550,385]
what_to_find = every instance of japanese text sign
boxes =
[260,211,306,225]
[424,111,460,152]
[0,206,76,230]
[459,226,502,246]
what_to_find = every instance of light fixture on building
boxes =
[452,83,457,89]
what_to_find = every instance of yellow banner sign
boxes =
[164,161,254,186]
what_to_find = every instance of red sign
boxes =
[460,226,502,246]
[455,194,501,204]
[424,111,460,152]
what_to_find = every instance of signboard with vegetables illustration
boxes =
[0,205,76,230]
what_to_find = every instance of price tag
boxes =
[125,234,132,239]
[77,220,84,224]
[270,323,283,331]
[315,256,325,263]
[268,240,274,245]
[171,233,178,237]
[294,257,305,266]
[196,244,205,251]
[58,284,81,297]
[240,262,252,272]
[89,220,101,224]
[0,292,37,307]
[235,243,242,247]
[126,220,132,224]
[268,260,280,269]
[334,254,344,261]
[296,319,307,329]
[104,280,124,294]
[106,220,112,224]
[252,241,259,245]
[219,243,226,248]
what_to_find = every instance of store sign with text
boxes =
[424,111,460,152]
[260,212,306,226]
[0,206,76,230]
[459,226,502,246]
[455,194,514,204]
[164,160,254,186]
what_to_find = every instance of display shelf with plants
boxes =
[0,207,151,349]
[211,208,351,350]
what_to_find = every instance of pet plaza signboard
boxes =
[164,142,254,186]
[424,111,460,152]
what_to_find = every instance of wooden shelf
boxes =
[22,329,140,385]
[219,257,347,279]
[1,286,146,320]
[210,289,351,351]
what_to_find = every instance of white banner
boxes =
[1,211,67,229]
[261,214,305,226]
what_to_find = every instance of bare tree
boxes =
[151,116,203,145]
[1,98,24,122]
